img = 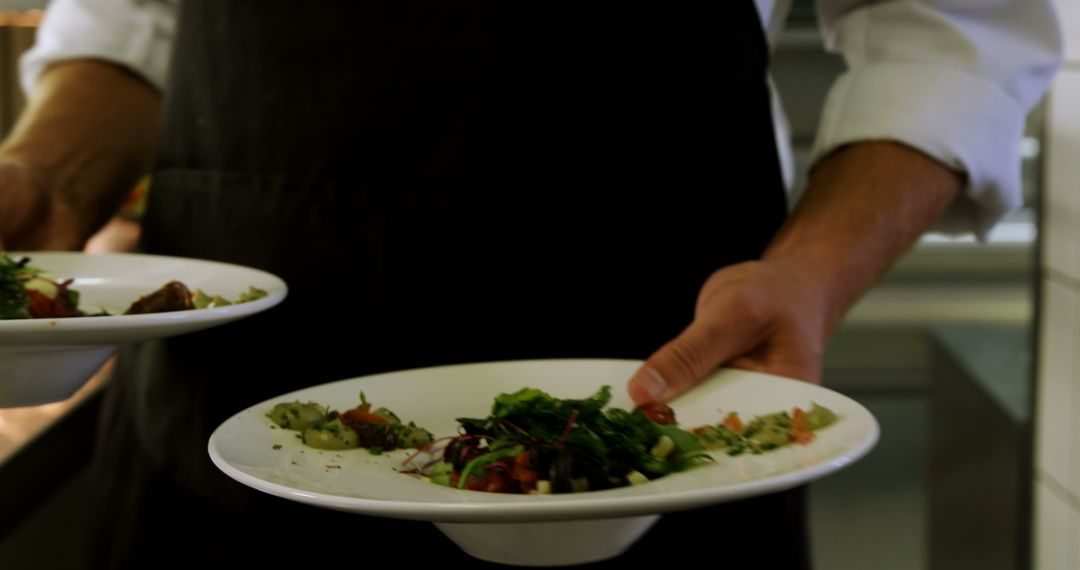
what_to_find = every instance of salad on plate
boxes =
[268,384,837,495]
[0,252,267,319]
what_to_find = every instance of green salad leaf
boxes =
[450,385,712,492]
[0,254,30,320]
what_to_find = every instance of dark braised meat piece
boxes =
[124,281,195,314]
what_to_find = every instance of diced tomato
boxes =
[462,470,493,492]
[26,289,78,319]
[463,473,486,491]
[637,401,677,425]
[339,406,396,448]
[790,407,814,444]
[511,451,539,483]
[723,412,743,434]
[482,470,517,493]
[341,407,390,426]
[459,467,521,494]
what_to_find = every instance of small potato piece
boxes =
[236,286,268,303]
[268,401,326,431]
[806,403,838,430]
[303,418,360,450]
[395,423,434,449]
[649,435,675,459]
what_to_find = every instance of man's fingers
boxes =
[627,319,763,405]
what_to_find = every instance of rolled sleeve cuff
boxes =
[811,63,1026,241]
[19,0,172,95]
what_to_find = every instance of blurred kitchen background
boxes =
[0,1,1076,568]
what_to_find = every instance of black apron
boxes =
[90,0,801,567]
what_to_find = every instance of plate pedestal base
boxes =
[435,515,661,566]
[0,345,116,407]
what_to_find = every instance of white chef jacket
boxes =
[19,0,1064,239]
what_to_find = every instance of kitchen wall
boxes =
[1034,1,1080,568]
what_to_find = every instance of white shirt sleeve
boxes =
[813,0,1063,239]
[20,0,178,94]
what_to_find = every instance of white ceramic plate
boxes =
[209,359,879,523]
[1,252,287,345]
[0,252,287,406]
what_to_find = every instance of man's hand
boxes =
[0,156,82,250]
[0,60,162,251]
[628,142,964,405]
[627,259,828,404]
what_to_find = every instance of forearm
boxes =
[763,141,963,334]
[1,59,162,244]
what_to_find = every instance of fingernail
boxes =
[632,367,668,400]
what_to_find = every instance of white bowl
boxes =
[0,344,118,406]
[208,359,879,566]
[434,516,660,566]
[0,252,287,407]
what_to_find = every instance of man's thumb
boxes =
[627,324,744,405]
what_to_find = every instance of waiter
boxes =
[0,0,1061,568]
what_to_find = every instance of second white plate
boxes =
[1,251,287,345]
[1,252,287,407]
